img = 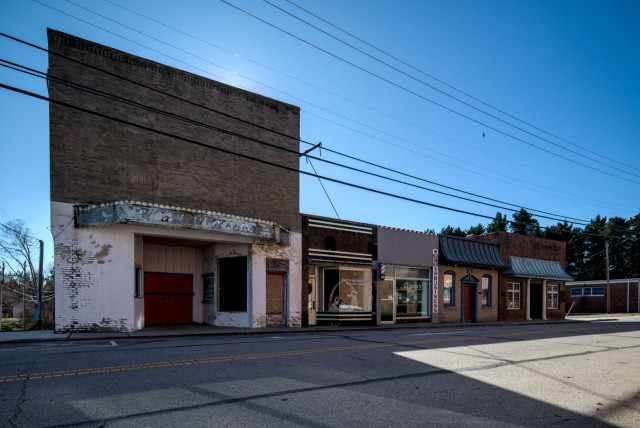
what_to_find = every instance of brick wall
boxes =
[438,266,499,323]
[48,29,300,232]
[476,231,566,267]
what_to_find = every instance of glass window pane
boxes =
[571,288,582,296]
[396,280,429,317]
[592,287,605,296]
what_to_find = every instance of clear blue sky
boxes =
[1,0,639,266]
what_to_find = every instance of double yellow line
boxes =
[0,324,626,383]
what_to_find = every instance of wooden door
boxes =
[464,284,474,321]
[145,273,193,325]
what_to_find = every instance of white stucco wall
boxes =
[52,202,135,332]
[52,202,302,331]
[251,231,302,328]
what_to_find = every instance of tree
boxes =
[466,223,485,236]
[440,225,466,237]
[0,220,54,329]
[487,212,509,233]
[582,215,607,281]
[510,208,541,236]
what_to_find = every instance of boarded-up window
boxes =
[267,272,285,315]
[219,257,247,312]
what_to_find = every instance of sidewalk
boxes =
[1,316,623,345]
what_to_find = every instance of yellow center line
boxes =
[0,324,629,383]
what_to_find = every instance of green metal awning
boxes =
[504,256,572,281]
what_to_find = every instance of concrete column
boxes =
[542,279,548,320]
[526,278,531,320]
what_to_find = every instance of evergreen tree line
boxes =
[440,208,640,281]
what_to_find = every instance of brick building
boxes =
[566,279,639,314]
[48,30,302,332]
[475,232,572,320]
[437,236,506,323]
[302,215,376,326]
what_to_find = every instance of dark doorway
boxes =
[463,283,475,322]
[144,272,193,325]
[323,268,339,311]
[219,257,247,312]
[530,282,543,319]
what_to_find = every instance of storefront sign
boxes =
[432,249,439,313]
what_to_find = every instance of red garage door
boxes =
[144,273,193,325]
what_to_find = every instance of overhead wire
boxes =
[1,59,578,223]
[222,0,640,186]
[100,0,639,205]
[0,32,612,220]
[284,0,640,175]
[1,56,602,226]
[1,81,635,241]
[15,1,640,207]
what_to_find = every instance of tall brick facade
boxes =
[48,29,300,232]
[48,30,303,332]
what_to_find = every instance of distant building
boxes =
[566,279,639,314]
[48,30,302,332]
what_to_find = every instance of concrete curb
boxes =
[0,318,591,345]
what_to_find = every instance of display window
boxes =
[321,267,373,312]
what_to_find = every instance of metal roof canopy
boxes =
[439,235,507,269]
[504,256,573,281]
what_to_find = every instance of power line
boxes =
[100,0,639,206]
[14,0,640,205]
[283,0,640,175]
[1,57,597,226]
[222,0,640,186]
[0,33,611,219]
[1,81,634,241]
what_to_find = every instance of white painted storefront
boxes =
[52,201,302,332]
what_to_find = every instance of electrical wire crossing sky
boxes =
[0,0,639,266]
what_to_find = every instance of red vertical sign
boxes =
[432,249,439,313]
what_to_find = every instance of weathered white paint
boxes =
[133,235,144,330]
[52,202,135,332]
[52,202,302,332]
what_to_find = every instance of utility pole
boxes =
[1,262,4,332]
[606,242,610,314]
[35,240,44,329]
[22,261,26,330]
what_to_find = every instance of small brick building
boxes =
[301,215,376,326]
[475,232,572,321]
[566,279,640,314]
[48,30,302,332]
[437,236,506,323]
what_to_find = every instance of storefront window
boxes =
[481,275,491,307]
[507,282,520,309]
[395,279,430,317]
[444,272,454,306]
[547,283,559,309]
[322,268,372,312]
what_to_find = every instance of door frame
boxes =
[461,276,478,322]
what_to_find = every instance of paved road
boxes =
[1,319,639,427]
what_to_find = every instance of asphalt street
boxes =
[1,319,639,427]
